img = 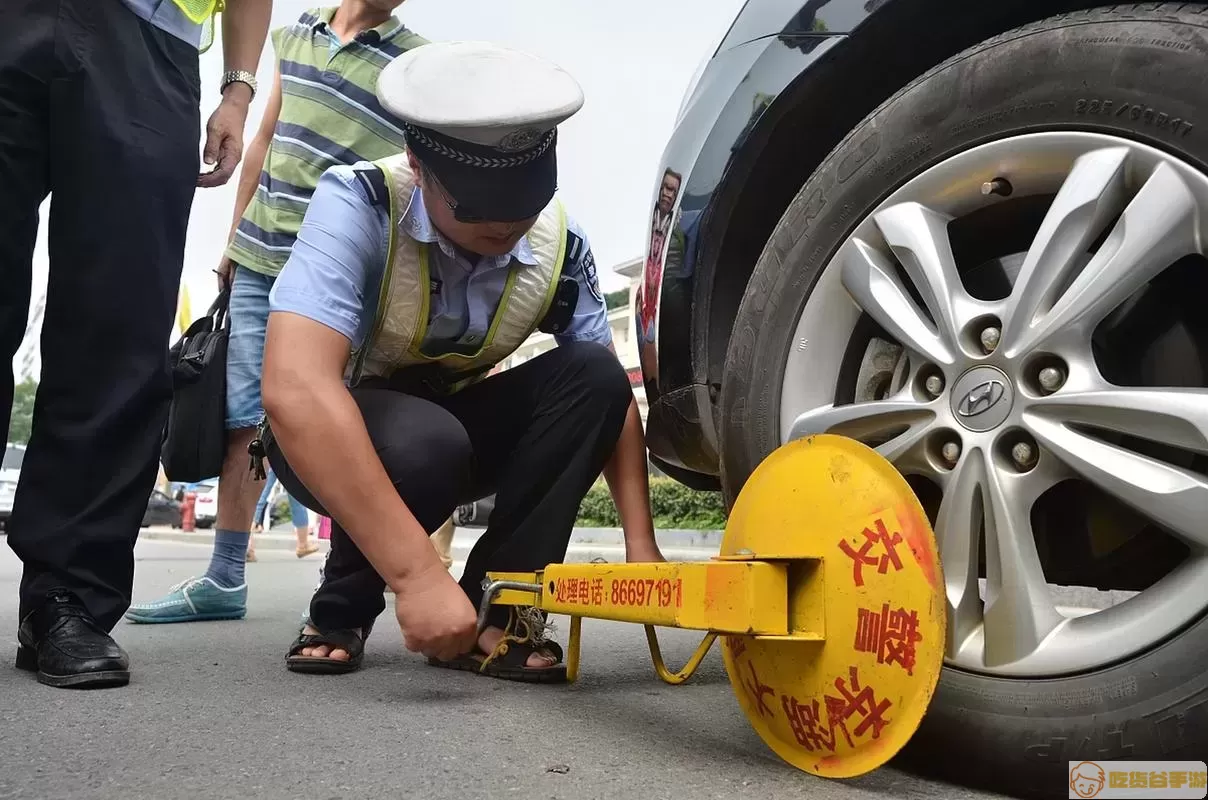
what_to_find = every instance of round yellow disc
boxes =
[719,434,945,779]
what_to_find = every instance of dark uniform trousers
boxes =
[1,1,201,628]
[268,342,633,632]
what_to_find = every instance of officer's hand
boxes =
[393,564,477,661]
[216,256,234,291]
[198,92,250,188]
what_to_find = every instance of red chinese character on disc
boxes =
[883,607,922,675]
[854,604,886,659]
[741,661,775,719]
[781,695,836,753]
[853,604,923,676]
[838,518,904,587]
[825,666,892,741]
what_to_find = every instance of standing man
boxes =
[262,41,665,682]
[125,3,430,625]
[1,0,272,688]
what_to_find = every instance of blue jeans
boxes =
[253,470,309,528]
[226,265,274,430]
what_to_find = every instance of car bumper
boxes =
[637,33,845,481]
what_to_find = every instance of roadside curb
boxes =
[138,526,721,562]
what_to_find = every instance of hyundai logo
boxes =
[957,380,1006,418]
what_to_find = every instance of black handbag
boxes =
[161,289,229,483]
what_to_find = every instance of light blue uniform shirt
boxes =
[119,0,203,48]
[269,164,613,357]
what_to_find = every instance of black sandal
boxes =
[428,607,568,684]
[285,627,366,674]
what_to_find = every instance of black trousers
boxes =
[1,0,201,630]
[268,342,633,632]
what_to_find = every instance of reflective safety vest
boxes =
[171,0,224,52]
[348,154,569,392]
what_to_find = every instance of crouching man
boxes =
[259,41,664,683]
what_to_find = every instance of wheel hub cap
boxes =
[950,366,1013,432]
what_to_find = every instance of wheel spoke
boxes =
[873,202,977,354]
[786,398,936,466]
[1004,161,1203,357]
[980,449,1065,667]
[1026,393,1208,550]
[934,447,985,658]
[1030,387,1208,456]
[841,238,956,367]
[1001,147,1130,350]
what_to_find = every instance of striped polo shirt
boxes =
[226,8,428,277]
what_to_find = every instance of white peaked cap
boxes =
[377,40,585,150]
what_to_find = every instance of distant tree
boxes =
[7,379,37,445]
[604,289,629,311]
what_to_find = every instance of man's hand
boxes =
[198,88,252,188]
[216,256,234,290]
[393,564,478,661]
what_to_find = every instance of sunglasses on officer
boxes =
[426,171,487,225]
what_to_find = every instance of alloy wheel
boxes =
[782,132,1208,677]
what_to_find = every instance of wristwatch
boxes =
[220,69,257,101]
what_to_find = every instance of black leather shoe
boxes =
[15,590,130,689]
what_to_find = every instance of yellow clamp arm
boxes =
[644,626,717,685]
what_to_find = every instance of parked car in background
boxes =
[0,443,24,533]
[639,1,1208,794]
[142,489,182,528]
[192,481,218,529]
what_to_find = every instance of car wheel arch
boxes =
[696,0,1133,425]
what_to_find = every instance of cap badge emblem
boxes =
[497,127,541,153]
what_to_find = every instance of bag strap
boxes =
[208,288,231,330]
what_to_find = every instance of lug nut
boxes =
[941,441,962,466]
[980,326,1001,354]
[925,374,945,398]
[1038,366,1065,394]
[982,177,1013,197]
[1011,442,1037,470]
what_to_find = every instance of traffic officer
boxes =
[259,41,665,682]
[3,0,270,689]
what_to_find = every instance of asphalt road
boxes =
[0,538,1015,800]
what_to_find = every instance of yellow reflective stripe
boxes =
[532,200,568,328]
[405,255,521,364]
[469,267,521,358]
[406,244,434,358]
[171,0,221,25]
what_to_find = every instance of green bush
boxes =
[269,496,291,527]
[576,477,727,530]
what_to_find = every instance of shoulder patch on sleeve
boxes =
[581,248,603,304]
[353,167,389,209]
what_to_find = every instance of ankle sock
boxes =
[203,529,250,589]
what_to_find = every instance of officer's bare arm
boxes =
[602,345,663,562]
[220,0,273,91]
[261,311,448,588]
[197,0,272,187]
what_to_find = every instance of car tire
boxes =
[719,6,1208,796]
